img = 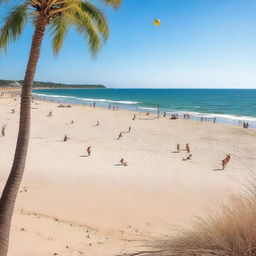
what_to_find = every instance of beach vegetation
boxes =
[128,187,256,256]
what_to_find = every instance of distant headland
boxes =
[0,79,106,89]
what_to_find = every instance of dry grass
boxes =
[126,186,256,256]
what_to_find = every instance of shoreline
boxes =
[31,90,256,130]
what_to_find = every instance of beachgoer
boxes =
[96,120,100,126]
[47,111,52,117]
[185,143,190,153]
[146,112,149,116]
[213,117,216,123]
[108,104,111,110]
[93,102,96,108]
[243,122,249,129]
[11,109,15,114]
[222,154,231,170]
[71,120,74,124]
[118,132,122,140]
[63,135,68,142]
[132,114,136,120]
[120,158,128,166]
[1,125,6,137]
[128,126,131,133]
[163,112,166,117]
[177,143,180,152]
[87,146,91,156]
[201,117,203,122]
[183,154,192,161]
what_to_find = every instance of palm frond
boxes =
[80,1,108,41]
[97,0,122,9]
[0,4,28,52]
[68,5,101,56]
[50,14,69,55]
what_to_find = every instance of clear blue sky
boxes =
[0,0,256,88]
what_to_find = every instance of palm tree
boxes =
[0,0,121,254]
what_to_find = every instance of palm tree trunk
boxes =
[0,15,47,256]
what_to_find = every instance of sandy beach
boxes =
[1,91,256,256]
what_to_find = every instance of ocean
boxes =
[33,89,256,128]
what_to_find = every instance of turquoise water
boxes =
[33,89,256,128]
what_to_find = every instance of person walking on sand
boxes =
[63,135,68,142]
[132,114,136,120]
[128,126,131,133]
[1,125,6,137]
[96,120,100,126]
[163,112,166,117]
[11,109,15,114]
[185,143,190,153]
[118,132,122,140]
[93,102,96,108]
[87,146,91,156]
[222,154,231,170]
[176,143,180,152]
[213,117,216,123]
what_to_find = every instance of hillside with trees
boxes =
[0,79,106,89]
